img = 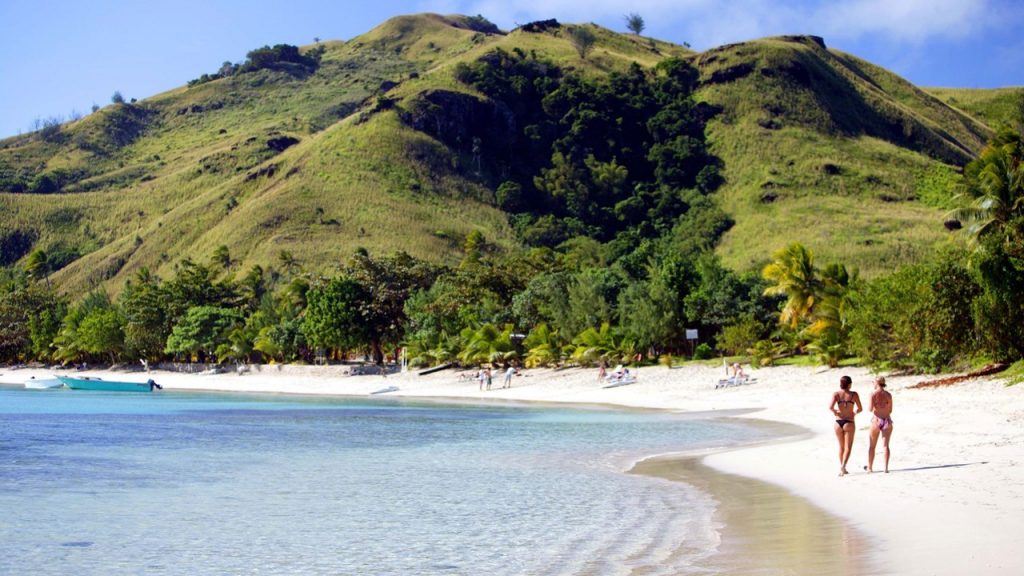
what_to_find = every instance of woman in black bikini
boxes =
[830,375,862,476]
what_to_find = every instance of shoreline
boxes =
[5,362,1023,574]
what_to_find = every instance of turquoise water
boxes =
[1,386,770,575]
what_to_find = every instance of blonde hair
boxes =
[875,376,886,387]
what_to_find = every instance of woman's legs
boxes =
[834,422,850,476]
[867,424,880,472]
[841,423,855,475]
[880,425,893,472]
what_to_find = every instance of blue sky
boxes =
[1,0,1022,138]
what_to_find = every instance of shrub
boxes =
[693,342,713,359]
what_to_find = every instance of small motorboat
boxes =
[58,376,162,392]
[603,366,637,389]
[24,377,64,389]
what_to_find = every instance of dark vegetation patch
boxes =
[245,163,279,181]
[267,136,300,152]
[176,101,225,115]
[189,43,324,87]
[457,14,502,35]
[43,207,82,229]
[405,48,725,251]
[26,167,90,193]
[0,229,36,265]
[44,241,82,271]
[518,19,560,33]
[703,62,755,85]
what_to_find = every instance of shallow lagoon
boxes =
[1,386,836,574]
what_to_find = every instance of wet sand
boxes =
[634,454,877,575]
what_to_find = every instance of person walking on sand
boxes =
[830,375,862,476]
[477,368,485,391]
[866,376,894,473]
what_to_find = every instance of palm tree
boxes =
[949,129,1024,252]
[458,324,518,366]
[762,243,821,328]
[523,323,563,367]
[804,263,858,367]
[25,249,50,288]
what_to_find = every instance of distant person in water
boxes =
[866,376,894,473]
[830,375,862,476]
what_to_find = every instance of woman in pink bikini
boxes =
[829,375,862,476]
[866,376,894,473]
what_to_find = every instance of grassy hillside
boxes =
[693,36,989,274]
[0,15,1010,298]
[924,86,1023,129]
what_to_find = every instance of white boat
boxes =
[24,377,64,389]
[603,367,637,389]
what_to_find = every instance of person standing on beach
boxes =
[866,376,894,473]
[830,375,862,476]
[485,367,493,390]
[504,365,516,388]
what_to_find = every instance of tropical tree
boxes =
[523,323,564,367]
[457,323,518,366]
[24,249,50,287]
[212,245,232,270]
[77,308,125,364]
[0,281,63,362]
[950,128,1024,253]
[302,277,370,356]
[344,250,438,364]
[165,306,244,363]
[569,26,597,60]
[569,322,634,365]
[762,242,820,328]
[624,13,645,35]
[53,291,119,364]
[804,263,858,367]
[120,268,170,362]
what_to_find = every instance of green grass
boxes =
[1000,359,1024,387]
[924,87,1023,129]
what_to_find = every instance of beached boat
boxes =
[58,376,162,392]
[24,377,64,389]
[603,368,638,389]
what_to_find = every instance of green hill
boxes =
[0,14,1014,297]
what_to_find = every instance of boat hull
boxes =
[24,377,64,389]
[58,376,157,392]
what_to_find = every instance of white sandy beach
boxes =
[5,362,1022,575]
